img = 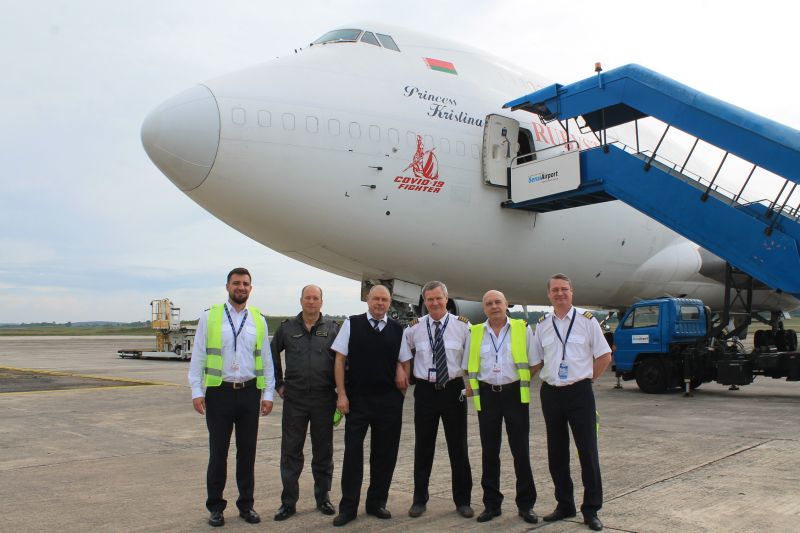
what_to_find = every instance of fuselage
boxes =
[141,23,797,312]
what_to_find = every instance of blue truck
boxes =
[613,297,800,393]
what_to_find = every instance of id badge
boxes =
[428,368,437,383]
[558,362,568,380]
[231,361,241,372]
[492,362,501,373]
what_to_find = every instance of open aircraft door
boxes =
[482,114,519,186]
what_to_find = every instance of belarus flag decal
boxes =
[424,57,457,75]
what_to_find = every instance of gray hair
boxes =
[422,280,449,299]
[547,273,573,291]
[301,284,323,298]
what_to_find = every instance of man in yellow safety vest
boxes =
[463,290,539,525]
[188,267,276,527]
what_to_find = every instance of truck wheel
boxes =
[787,330,798,352]
[635,358,668,394]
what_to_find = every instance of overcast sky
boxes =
[1,0,797,323]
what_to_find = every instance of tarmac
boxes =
[1,335,799,532]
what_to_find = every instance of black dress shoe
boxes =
[365,507,392,519]
[318,500,336,515]
[584,515,603,531]
[543,508,577,522]
[333,513,356,527]
[456,505,474,518]
[476,508,501,522]
[408,503,426,517]
[239,509,261,524]
[519,509,539,523]
[273,504,296,521]
[208,510,224,527]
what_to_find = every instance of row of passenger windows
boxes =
[234,108,480,158]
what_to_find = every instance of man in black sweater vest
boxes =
[330,285,408,527]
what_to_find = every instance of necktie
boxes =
[433,320,449,385]
[371,318,381,331]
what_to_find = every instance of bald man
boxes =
[330,285,409,527]
[464,290,539,524]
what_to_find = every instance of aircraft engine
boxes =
[445,299,485,325]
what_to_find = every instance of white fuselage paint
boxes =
[154,24,796,311]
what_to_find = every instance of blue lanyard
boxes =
[489,323,510,362]
[426,314,450,352]
[552,309,576,361]
[224,306,248,352]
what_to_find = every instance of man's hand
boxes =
[260,400,273,416]
[464,384,474,398]
[277,385,285,399]
[337,393,350,415]
[395,363,409,393]
[192,397,205,415]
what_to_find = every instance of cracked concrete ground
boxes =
[1,336,798,532]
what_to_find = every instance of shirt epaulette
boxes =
[537,314,547,323]
[583,310,594,320]
[408,318,419,327]
[457,315,469,323]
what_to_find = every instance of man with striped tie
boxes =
[400,281,474,519]
[330,284,409,527]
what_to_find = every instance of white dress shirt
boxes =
[400,313,469,380]
[331,312,411,360]
[461,317,537,385]
[531,306,611,386]
[188,301,276,401]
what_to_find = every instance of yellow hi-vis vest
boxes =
[467,319,531,411]
[204,304,266,389]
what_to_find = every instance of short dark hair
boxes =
[301,284,323,298]
[227,267,251,284]
[547,273,572,291]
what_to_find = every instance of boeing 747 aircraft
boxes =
[141,22,798,323]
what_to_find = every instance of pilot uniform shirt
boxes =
[188,302,276,401]
[400,313,469,382]
[461,317,537,386]
[531,307,611,386]
[331,312,412,360]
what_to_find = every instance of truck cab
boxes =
[614,298,708,392]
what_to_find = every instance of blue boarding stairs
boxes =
[501,64,800,299]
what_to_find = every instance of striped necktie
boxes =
[433,320,449,385]
[371,318,381,331]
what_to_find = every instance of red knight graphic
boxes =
[394,135,445,194]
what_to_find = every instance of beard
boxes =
[229,291,248,305]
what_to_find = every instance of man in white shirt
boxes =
[400,281,474,519]
[531,273,611,532]
[188,267,276,527]
[463,290,539,525]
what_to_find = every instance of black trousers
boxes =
[280,388,336,507]
[540,379,602,516]
[204,383,261,513]
[477,381,536,511]
[412,379,472,507]
[338,388,404,516]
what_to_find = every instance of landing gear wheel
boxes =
[786,330,798,352]
[635,359,668,394]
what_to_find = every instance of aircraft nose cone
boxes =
[141,84,220,191]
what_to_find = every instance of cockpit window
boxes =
[313,29,362,45]
[311,29,401,52]
[376,33,400,52]
[360,31,380,47]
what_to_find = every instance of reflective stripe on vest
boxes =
[204,304,266,389]
[467,319,530,411]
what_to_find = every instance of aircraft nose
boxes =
[141,84,220,191]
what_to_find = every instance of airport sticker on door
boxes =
[632,335,650,344]
[395,135,445,193]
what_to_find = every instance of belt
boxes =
[417,378,462,391]
[479,380,519,392]
[220,378,256,389]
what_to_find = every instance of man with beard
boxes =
[271,284,339,520]
[188,267,276,527]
